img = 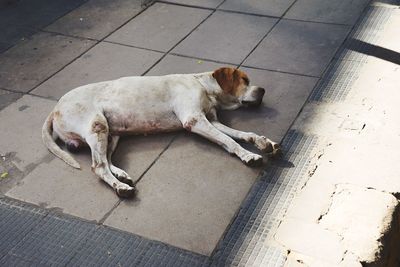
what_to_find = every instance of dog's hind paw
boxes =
[116,184,136,198]
[110,165,135,187]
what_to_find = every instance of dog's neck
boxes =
[193,72,221,95]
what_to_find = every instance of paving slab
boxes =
[275,218,346,264]
[0,95,56,172]
[0,89,22,111]
[219,67,318,142]
[319,184,398,263]
[311,136,400,195]
[147,54,236,76]
[0,32,95,92]
[0,0,86,30]
[6,157,119,222]
[162,0,224,8]
[172,11,277,64]
[32,42,163,100]
[244,20,350,77]
[283,177,335,223]
[219,0,296,17]
[104,133,261,256]
[284,0,369,25]
[110,133,176,182]
[106,3,211,52]
[45,0,143,40]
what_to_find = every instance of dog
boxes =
[42,67,281,197]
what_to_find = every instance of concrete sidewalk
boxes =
[1,0,398,266]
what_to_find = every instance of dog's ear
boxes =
[212,67,239,95]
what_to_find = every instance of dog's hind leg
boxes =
[107,135,135,186]
[86,114,135,198]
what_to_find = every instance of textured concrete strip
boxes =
[32,42,163,100]
[219,0,296,17]
[0,197,47,259]
[106,3,211,52]
[172,11,277,64]
[66,225,151,266]
[0,89,22,111]
[0,32,95,92]
[7,212,96,266]
[284,0,370,25]
[210,131,319,266]
[134,242,209,267]
[244,20,350,77]
[0,197,208,266]
[45,0,144,40]
[0,95,56,172]
[308,59,364,102]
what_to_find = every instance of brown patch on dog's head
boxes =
[212,67,249,97]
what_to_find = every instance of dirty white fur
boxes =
[42,69,279,197]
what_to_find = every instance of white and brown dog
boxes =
[42,67,280,197]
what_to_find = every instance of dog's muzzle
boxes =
[242,87,265,107]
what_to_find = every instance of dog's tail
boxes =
[42,112,81,169]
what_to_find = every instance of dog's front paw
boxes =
[255,136,282,157]
[116,183,136,198]
[242,153,263,167]
[270,142,282,158]
[254,136,273,153]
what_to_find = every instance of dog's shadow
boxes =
[219,104,279,126]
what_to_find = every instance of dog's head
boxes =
[212,67,265,110]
